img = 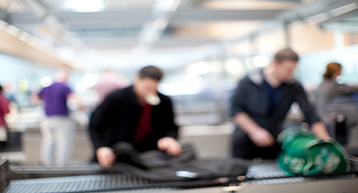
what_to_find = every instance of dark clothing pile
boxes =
[110,143,250,182]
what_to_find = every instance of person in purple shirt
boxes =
[39,82,72,116]
[34,69,81,165]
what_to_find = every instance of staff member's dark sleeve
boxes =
[163,97,179,139]
[230,78,248,117]
[89,93,119,150]
[294,82,320,126]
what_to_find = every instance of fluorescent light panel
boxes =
[329,3,358,17]
[65,0,104,12]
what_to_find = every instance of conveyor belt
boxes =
[242,163,306,184]
[243,163,358,185]
[246,163,285,179]
[10,164,103,180]
[5,173,232,193]
[5,163,358,193]
[6,174,157,193]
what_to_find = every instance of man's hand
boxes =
[234,112,275,147]
[96,147,116,167]
[311,122,331,142]
[68,93,86,111]
[248,128,275,147]
[157,137,182,156]
[30,94,40,104]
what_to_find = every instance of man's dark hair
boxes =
[275,48,299,63]
[0,85,2,93]
[139,65,163,81]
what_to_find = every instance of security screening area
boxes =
[1,0,358,193]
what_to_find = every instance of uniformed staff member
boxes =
[230,48,330,159]
[89,66,181,167]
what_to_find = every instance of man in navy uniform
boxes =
[230,48,330,159]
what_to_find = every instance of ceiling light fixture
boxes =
[65,0,104,12]
[153,0,181,12]
[305,12,330,24]
[329,3,358,17]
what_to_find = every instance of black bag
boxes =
[110,142,250,182]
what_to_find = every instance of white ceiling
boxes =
[0,0,357,71]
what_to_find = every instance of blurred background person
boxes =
[315,62,358,144]
[0,84,10,148]
[92,69,129,104]
[32,68,84,165]
[230,48,330,160]
[89,66,181,167]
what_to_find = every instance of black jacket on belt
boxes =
[89,85,179,158]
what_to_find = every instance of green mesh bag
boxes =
[277,129,350,175]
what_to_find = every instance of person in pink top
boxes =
[92,70,129,104]
[0,84,10,147]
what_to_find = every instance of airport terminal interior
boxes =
[1,0,358,192]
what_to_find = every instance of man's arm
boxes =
[231,78,275,147]
[157,96,181,156]
[311,122,331,141]
[89,94,118,167]
[30,88,44,105]
[163,97,179,139]
[89,101,113,150]
[234,112,275,147]
[295,83,330,140]
[67,93,85,110]
[157,137,181,156]
[30,94,40,104]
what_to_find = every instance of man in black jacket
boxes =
[89,66,181,167]
[230,48,330,159]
